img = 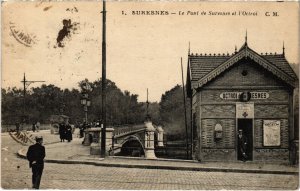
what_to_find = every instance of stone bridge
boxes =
[83,120,164,159]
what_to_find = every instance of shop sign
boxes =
[263,120,281,146]
[236,103,254,118]
[220,92,269,100]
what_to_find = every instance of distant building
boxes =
[186,38,298,163]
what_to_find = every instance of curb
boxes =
[17,149,298,175]
[111,156,198,163]
[44,141,61,145]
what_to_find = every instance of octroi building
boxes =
[187,40,298,162]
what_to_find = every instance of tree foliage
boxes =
[159,84,191,140]
[1,79,153,126]
[2,79,192,141]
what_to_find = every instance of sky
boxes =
[1,1,299,102]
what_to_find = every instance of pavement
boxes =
[13,129,299,175]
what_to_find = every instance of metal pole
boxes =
[181,58,189,159]
[20,73,45,126]
[188,58,193,159]
[100,0,107,158]
[23,73,26,124]
[190,95,193,159]
[146,88,149,119]
[85,110,88,124]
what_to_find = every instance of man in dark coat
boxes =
[26,136,46,189]
[238,129,248,162]
[32,123,36,132]
[58,123,66,142]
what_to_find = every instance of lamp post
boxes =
[60,91,65,115]
[21,73,45,124]
[81,91,91,123]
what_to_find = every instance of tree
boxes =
[78,78,147,125]
[62,88,82,124]
[29,84,63,123]
[1,87,24,124]
[1,78,159,127]
[159,84,190,141]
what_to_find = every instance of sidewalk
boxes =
[17,130,299,175]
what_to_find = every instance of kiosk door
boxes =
[237,119,253,161]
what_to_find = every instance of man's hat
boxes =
[35,135,43,142]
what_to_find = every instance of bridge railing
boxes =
[112,124,145,137]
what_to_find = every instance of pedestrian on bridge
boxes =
[26,136,45,189]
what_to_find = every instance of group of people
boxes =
[79,122,89,138]
[14,121,40,132]
[78,120,101,138]
[58,123,73,142]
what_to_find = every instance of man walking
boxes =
[26,136,46,189]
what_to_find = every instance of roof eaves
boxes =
[247,48,296,87]
[263,54,298,80]
[193,46,297,89]
[193,49,245,89]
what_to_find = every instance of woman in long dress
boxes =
[65,123,73,142]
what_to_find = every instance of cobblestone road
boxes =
[1,133,299,190]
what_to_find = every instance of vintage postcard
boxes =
[1,1,299,190]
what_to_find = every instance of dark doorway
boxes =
[237,119,253,161]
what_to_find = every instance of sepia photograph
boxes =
[1,1,299,190]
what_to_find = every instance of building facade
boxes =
[187,40,298,162]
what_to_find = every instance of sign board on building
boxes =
[236,103,254,118]
[263,120,281,146]
[220,92,269,100]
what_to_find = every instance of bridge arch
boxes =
[118,135,145,157]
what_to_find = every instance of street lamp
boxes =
[81,91,91,123]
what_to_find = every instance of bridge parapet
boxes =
[83,127,115,156]
[85,122,163,158]
[83,127,100,146]
[113,124,145,138]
